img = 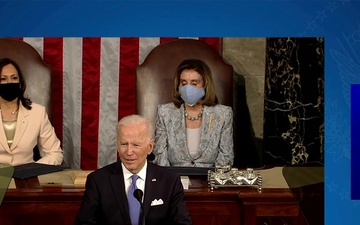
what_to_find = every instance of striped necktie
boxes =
[128,174,140,225]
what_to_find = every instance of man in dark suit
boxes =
[75,114,192,225]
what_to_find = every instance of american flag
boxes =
[15,37,221,169]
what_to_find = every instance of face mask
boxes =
[179,84,205,106]
[0,83,21,101]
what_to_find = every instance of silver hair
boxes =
[118,114,154,139]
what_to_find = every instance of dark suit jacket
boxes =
[74,161,192,225]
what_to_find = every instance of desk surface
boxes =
[7,166,289,189]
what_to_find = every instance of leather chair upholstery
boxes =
[136,39,233,127]
[0,38,52,118]
[0,38,52,161]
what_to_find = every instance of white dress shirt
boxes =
[122,161,147,202]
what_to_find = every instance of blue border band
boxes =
[2,1,360,224]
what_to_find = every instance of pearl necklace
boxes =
[184,106,204,121]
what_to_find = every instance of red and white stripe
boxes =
[18,37,221,169]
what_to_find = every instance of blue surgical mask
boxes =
[179,85,205,106]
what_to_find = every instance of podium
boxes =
[1,167,309,225]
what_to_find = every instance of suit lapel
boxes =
[143,163,159,218]
[196,106,216,158]
[172,105,217,160]
[10,104,29,150]
[109,163,132,225]
[173,105,187,153]
[0,115,10,152]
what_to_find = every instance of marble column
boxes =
[263,38,324,164]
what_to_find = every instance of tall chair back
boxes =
[0,38,52,118]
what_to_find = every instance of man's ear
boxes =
[148,138,154,153]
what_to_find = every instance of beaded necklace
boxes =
[184,106,204,121]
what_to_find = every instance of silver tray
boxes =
[208,168,263,191]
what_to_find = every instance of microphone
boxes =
[133,189,143,203]
[133,189,145,225]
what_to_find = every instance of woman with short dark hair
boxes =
[153,59,234,167]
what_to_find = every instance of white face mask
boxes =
[179,84,205,106]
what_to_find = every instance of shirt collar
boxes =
[122,161,147,181]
